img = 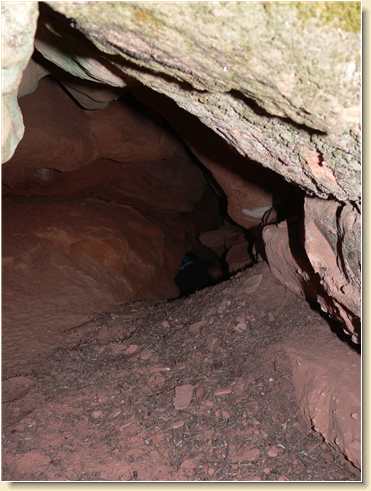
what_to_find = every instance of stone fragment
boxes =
[126,344,139,355]
[171,420,185,429]
[267,446,279,458]
[230,446,261,462]
[174,384,194,410]
[214,387,232,397]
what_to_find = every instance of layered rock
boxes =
[35,1,360,203]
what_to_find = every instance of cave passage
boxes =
[1,29,360,482]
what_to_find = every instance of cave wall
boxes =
[2,75,225,376]
[1,1,361,340]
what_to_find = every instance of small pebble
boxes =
[235,321,247,332]
[267,446,279,458]
[242,448,260,462]
[140,350,152,360]
[214,387,232,397]
[195,385,205,401]
[126,344,138,355]
[172,420,185,429]
[174,384,194,410]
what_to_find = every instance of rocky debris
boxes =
[131,77,362,337]
[267,446,280,458]
[199,221,257,275]
[2,262,360,481]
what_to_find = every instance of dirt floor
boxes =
[2,262,360,481]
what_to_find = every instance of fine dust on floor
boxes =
[2,263,359,481]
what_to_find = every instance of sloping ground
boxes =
[2,263,359,481]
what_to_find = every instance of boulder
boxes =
[275,327,361,469]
